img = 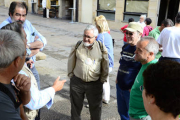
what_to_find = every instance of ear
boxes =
[149,94,155,104]
[149,51,154,56]
[14,56,21,68]
[95,36,97,39]
[9,12,13,17]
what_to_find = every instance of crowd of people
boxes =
[118,14,180,120]
[0,1,180,120]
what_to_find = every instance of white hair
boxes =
[0,30,25,68]
[140,15,146,19]
[141,36,159,56]
[84,25,99,37]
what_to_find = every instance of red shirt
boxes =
[121,25,128,42]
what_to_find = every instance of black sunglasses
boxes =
[126,32,133,36]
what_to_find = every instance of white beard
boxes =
[83,41,93,47]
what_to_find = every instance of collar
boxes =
[142,59,158,67]
[7,17,12,23]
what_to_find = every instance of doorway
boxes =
[75,0,78,22]
[158,0,180,26]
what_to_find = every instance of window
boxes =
[97,0,116,21]
[123,0,149,22]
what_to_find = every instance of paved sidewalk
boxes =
[0,6,124,120]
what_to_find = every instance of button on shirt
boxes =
[0,17,47,67]
[68,41,109,83]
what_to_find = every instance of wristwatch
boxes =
[27,43,31,48]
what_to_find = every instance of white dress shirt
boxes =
[157,27,180,58]
[18,66,55,110]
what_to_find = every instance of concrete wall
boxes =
[2,0,161,29]
[0,0,4,6]
[147,0,160,29]
[79,0,93,23]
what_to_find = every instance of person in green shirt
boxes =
[148,19,174,59]
[129,36,159,120]
[143,60,180,120]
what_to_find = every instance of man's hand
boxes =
[52,76,66,92]
[13,74,31,105]
[26,60,34,69]
[13,74,31,92]
[34,35,39,41]
[159,47,163,52]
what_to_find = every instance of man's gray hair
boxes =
[141,36,159,56]
[140,14,146,20]
[1,22,24,41]
[84,25,99,37]
[0,30,25,68]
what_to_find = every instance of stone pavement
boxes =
[0,6,124,120]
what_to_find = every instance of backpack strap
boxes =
[97,41,104,52]
[0,82,21,109]
[75,40,82,49]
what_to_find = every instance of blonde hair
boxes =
[94,15,110,33]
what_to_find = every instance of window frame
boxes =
[96,0,116,21]
[123,0,149,21]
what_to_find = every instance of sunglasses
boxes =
[126,32,133,36]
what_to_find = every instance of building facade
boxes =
[2,0,180,30]
[78,0,180,29]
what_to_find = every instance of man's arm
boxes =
[26,21,47,51]
[13,74,31,105]
[32,26,47,50]
[28,49,40,57]
[67,45,76,78]
[28,41,43,49]
[25,76,66,110]
[19,104,28,120]
[120,25,127,34]
[100,45,109,83]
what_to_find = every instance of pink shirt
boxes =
[142,26,153,37]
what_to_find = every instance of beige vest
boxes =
[22,65,39,120]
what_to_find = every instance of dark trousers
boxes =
[43,8,46,18]
[159,56,180,63]
[70,75,103,120]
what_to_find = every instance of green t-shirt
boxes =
[148,27,161,59]
[129,59,158,119]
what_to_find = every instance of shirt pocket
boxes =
[89,59,101,77]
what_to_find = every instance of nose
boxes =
[19,16,24,21]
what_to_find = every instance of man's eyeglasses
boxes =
[126,32,133,36]
[83,35,95,39]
